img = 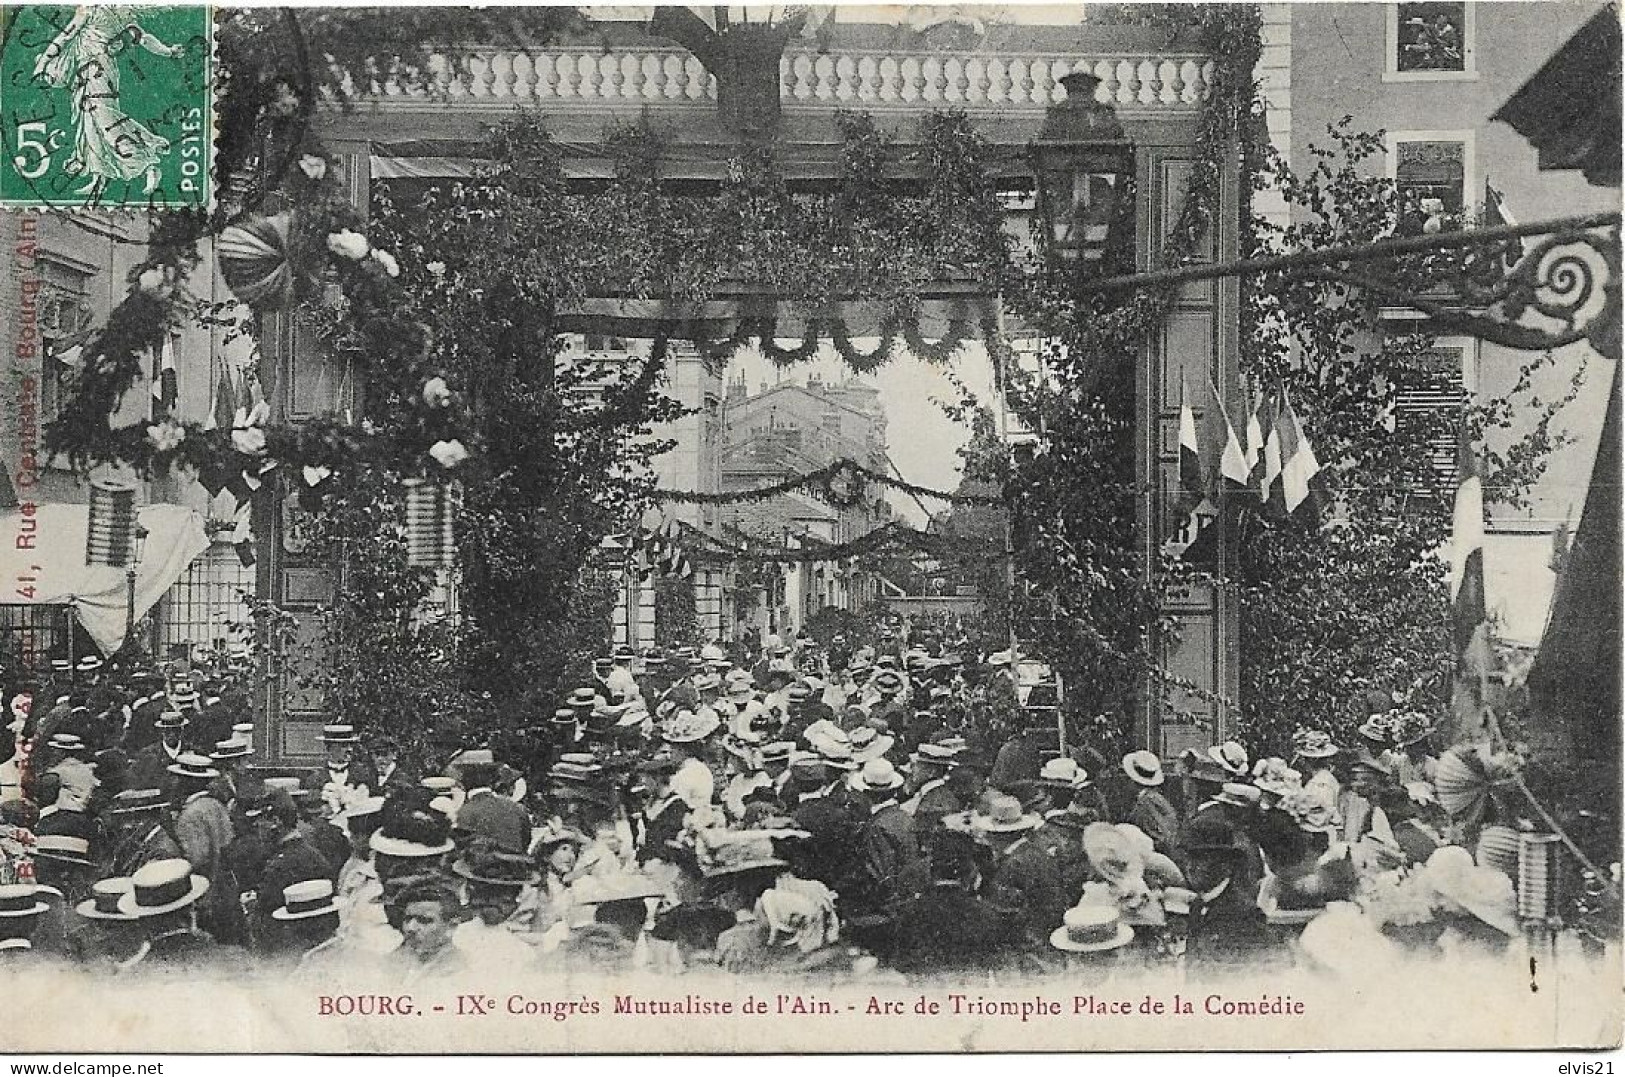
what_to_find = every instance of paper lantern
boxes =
[85,479,138,567]
[1517,832,1562,922]
[217,213,295,311]
[402,478,454,568]
[1475,823,1521,879]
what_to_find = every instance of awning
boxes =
[0,503,210,655]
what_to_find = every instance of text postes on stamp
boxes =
[0,4,213,211]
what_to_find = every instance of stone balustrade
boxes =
[370,48,1213,110]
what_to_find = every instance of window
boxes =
[1391,335,1477,491]
[1388,132,1474,237]
[1387,3,1476,81]
[36,265,94,424]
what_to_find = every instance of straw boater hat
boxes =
[971,793,1042,834]
[850,757,907,794]
[340,796,386,827]
[759,741,794,766]
[567,688,600,711]
[45,732,87,756]
[693,672,722,694]
[166,753,220,781]
[118,859,209,918]
[109,789,167,816]
[75,877,134,921]
[1208,740,1250,778]
[661,708,721,744]
[210,738,252,762]
[1038,757,1092,790]
[75,656,103,675]
[34,833,95,867]
[1049,903,1134,953]
[154,710,187,731]
[847,727,894,764]
[726,681,755,705]
[168,683,200,708]
[318,724,360,745]
[1293,728,1339,759]
[1215,782,1262,809]
[0,884,50,921]
[271,879,341,921]
[912,742,964,767]
[1121,750,1165,788]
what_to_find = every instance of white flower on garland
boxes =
[421,376,452,408]
[426,261,447,277]
[297,154,327,180]
[302,465,332,487]
[137,266,166,293]
[326,229,370,260]
[429,438,469,469]
[371,249,400,278]
[230,401,270,456]
[145,421,185,453]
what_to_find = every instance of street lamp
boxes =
[1031,71,1134,273]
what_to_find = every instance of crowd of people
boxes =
[0,632,1550,984]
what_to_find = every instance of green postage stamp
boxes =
[0,5,213,209]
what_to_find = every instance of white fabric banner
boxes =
[0,502,210,655]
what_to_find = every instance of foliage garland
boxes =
[650,457,1003,508]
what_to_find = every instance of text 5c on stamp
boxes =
[1,5,213,210]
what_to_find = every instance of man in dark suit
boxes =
[303,724,378,815]
[977,794,1067,954]
[1181,815,1275,973]
[453,754,531,854]
[240,790,337,951]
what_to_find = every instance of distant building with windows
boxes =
[719,372,894,639]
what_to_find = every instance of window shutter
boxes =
[1394,341,1468,490]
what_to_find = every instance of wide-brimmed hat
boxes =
[109,788,167,816]
[696,828,793,879]
[34,833,95,866]
[912,742,964,767]
[971,793,1042,834]
[420,776,457,796]
[726,682,755,705]
[1039,757,1091,790]
[1121,750,1164,787]
[75,877,134,920]
[550,707,579,728]
[318,724,360,745]
[453,848,541,888]
[1049,903,1134,953]
[1293,728,1340,759]
[45,732,87,755]
[118,859,209,918]
[154,711,187,731]
[847,727,894,763]
[1390,710,1436,748]
[1250,757,1303,799]
[1208,741,1250,777]
[75,656,104,675]
[1357,713,1393,745]
[210,738,251,762]
[1083,822,1147,886]
[567,687,600,711]
[0,884,50,919]
[369,808,455,858]
[1215,782,1262,809]
[341,796,387,826]
[872,670,905,694]
[271,878,341,920]
[449,747,496,769]
[850,757,906,793]
[166,753,220,781]
[1178,749,1230,785]
[693,673,722,694]
[661,708,721,744]
[758,741,794,766]
[784,683,812,705]
[533,823,587,854]
[612,645,637,664]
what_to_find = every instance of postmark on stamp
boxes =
[0,5,213,211]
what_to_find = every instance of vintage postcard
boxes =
[0,0,1618,1055]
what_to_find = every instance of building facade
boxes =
[1262,0,1619,646]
